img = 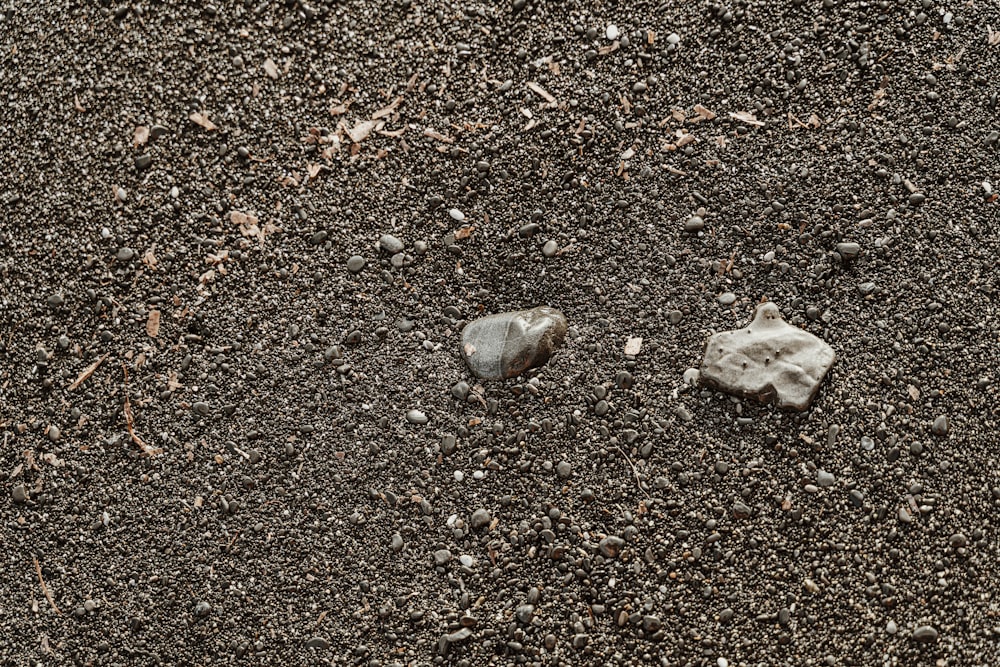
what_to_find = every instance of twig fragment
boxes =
[68,353,109,390]
[616,445,652,499]
[122,364,163,456]
[33,555,62,615]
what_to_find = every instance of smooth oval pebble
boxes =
[912,625,938,642]
[461,307,567,379]
[346,255,366,273]
[684,215,705,232]
[405,409,428,425]
[448,208,465,221]
[379,234,404,254]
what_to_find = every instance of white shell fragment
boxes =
[461,307,567,379]
[699,302,835,411]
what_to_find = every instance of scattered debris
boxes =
[68,353,109,391]
[189,112,218,131]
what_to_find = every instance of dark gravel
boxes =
[2,0,999,665]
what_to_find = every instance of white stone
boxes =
[699,302,835,411]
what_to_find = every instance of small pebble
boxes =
[346,255,366,273]
[931,415,949,436]
[405,409,428,425]
[451,381,470,400]
[556,460,573,478]
[684,215,705,232]
[598,535,624,558]
[470,508,491,530]
[606,24,619,40]
[448,208,465,221]
[717,292,736,306]
[516,605,535,623]
[12,484,28,503]
[912,625,938,643]
[379,234,404,254]
[836,242,861,260]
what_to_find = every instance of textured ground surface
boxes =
[2,0,1000,665]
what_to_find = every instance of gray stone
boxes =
[684,215,705,232]
[450,381,470,400]
[12,484,27,503]
[444,627,472,644]
[379,234,404,253]
[516,605,535,623]
[836,242,861,260]
[433,549,452,566]
[346,255,366,273]
[912,625,938,643]
[699,302,836,411]
[931,415,949,436]
[598,535,624,558]
[817,470,835,487]
[461,307,567,379]
[305,636,330,649]
[405,409,428,425]
[470,508,491,530]
[441,434,457,456]
[556,460,573,478]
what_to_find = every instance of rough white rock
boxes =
[699,302,835,411]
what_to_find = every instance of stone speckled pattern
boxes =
[700,302,835,411]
